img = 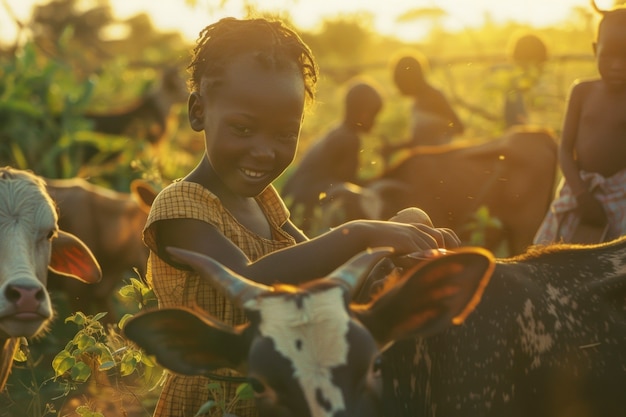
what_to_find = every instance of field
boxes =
[0,0,604,416]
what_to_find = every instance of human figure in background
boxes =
[502,32,548,128]
[281,80,383,233]
[143,17,459,417]
[534,4,626,245]
[388,52,464,151]
[449,32,548,133]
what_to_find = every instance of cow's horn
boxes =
[166,247,272,305]
[326,247,394,296]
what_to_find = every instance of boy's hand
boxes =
[388,207,461,249]
[576,191,607,227]
[416,224,462,249]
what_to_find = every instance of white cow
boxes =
[0,167,101,391]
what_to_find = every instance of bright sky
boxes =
[0,0,613,45]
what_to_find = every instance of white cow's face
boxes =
[0,170,57,338]
[245,286,383,417]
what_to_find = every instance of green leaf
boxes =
[93,312,108,322]
[70,361,92,382]
[52,351,76,377]
[117,313,134,329]
[195,400,217,416]
[205,382,223,391]
[12,346,27,363]
[130,277,144,289]
[75,405,91,415]
[118,285,136,298]
[235,382,254,400]
[66,312,87,326]
[74,333,96,350]
[96,342,114,367]
[120,351,138,376]
[99,360,116,371]
[140,353,157,367]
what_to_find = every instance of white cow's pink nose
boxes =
[5,284,45,312]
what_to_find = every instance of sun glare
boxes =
[1,0,612,46]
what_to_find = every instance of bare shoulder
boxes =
[569,78,601,96]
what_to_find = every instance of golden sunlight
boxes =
[1,0,617,45]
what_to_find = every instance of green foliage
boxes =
[51,310,158,394]
[0,1,608,414]
[2,275,162,417]
[195,381,254,417]
[0,40,93,178]
[74,405,105,417]
[118,276,158,311]
[460,205,509,257]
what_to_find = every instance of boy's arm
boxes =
[559,82,586,196]
[282,219,308,243]
[153,217,446,286]
[559,81,606,226]
[438,90,465,136]
[419,89,464,137]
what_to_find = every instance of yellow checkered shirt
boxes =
[143,180,296,417]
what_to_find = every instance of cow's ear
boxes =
[123,308,250,376]
[130,179,158,214]
[355,248,494,349]
[49,230,102,283]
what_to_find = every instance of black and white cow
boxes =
[124,237,626,417]
[124,247,494,417]
[382,238,626,417]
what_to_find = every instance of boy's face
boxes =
[594,21,626,90]
[358,104,382,133]
[189,53,305,197]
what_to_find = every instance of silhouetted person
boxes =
[534,3,626,244]
[281,80,383,233]
[391,52,464,148]
[503,32,548,128]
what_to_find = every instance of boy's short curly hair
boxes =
[187,17,318,105]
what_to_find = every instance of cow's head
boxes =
[124,246,494,417]
[0,167,101,340]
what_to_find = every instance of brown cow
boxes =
[0,167,101,391]
[45,178,157,320]
[319,127,558,255]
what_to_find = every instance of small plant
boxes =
[461,205,509,256]
[118,275,158,312]
[195,381,254,417]
[73,404,105,417]
[51,311,159,395]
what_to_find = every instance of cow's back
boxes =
[381,238,626,417]
[45,178,148,316]
[379,128,557,254]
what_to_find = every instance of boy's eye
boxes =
[277,131,298,143]
[232,124,253,136]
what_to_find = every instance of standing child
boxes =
[143,17,459,417]
[390,52,464,148]
[533,3,626,244]
[281,79,383,234]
